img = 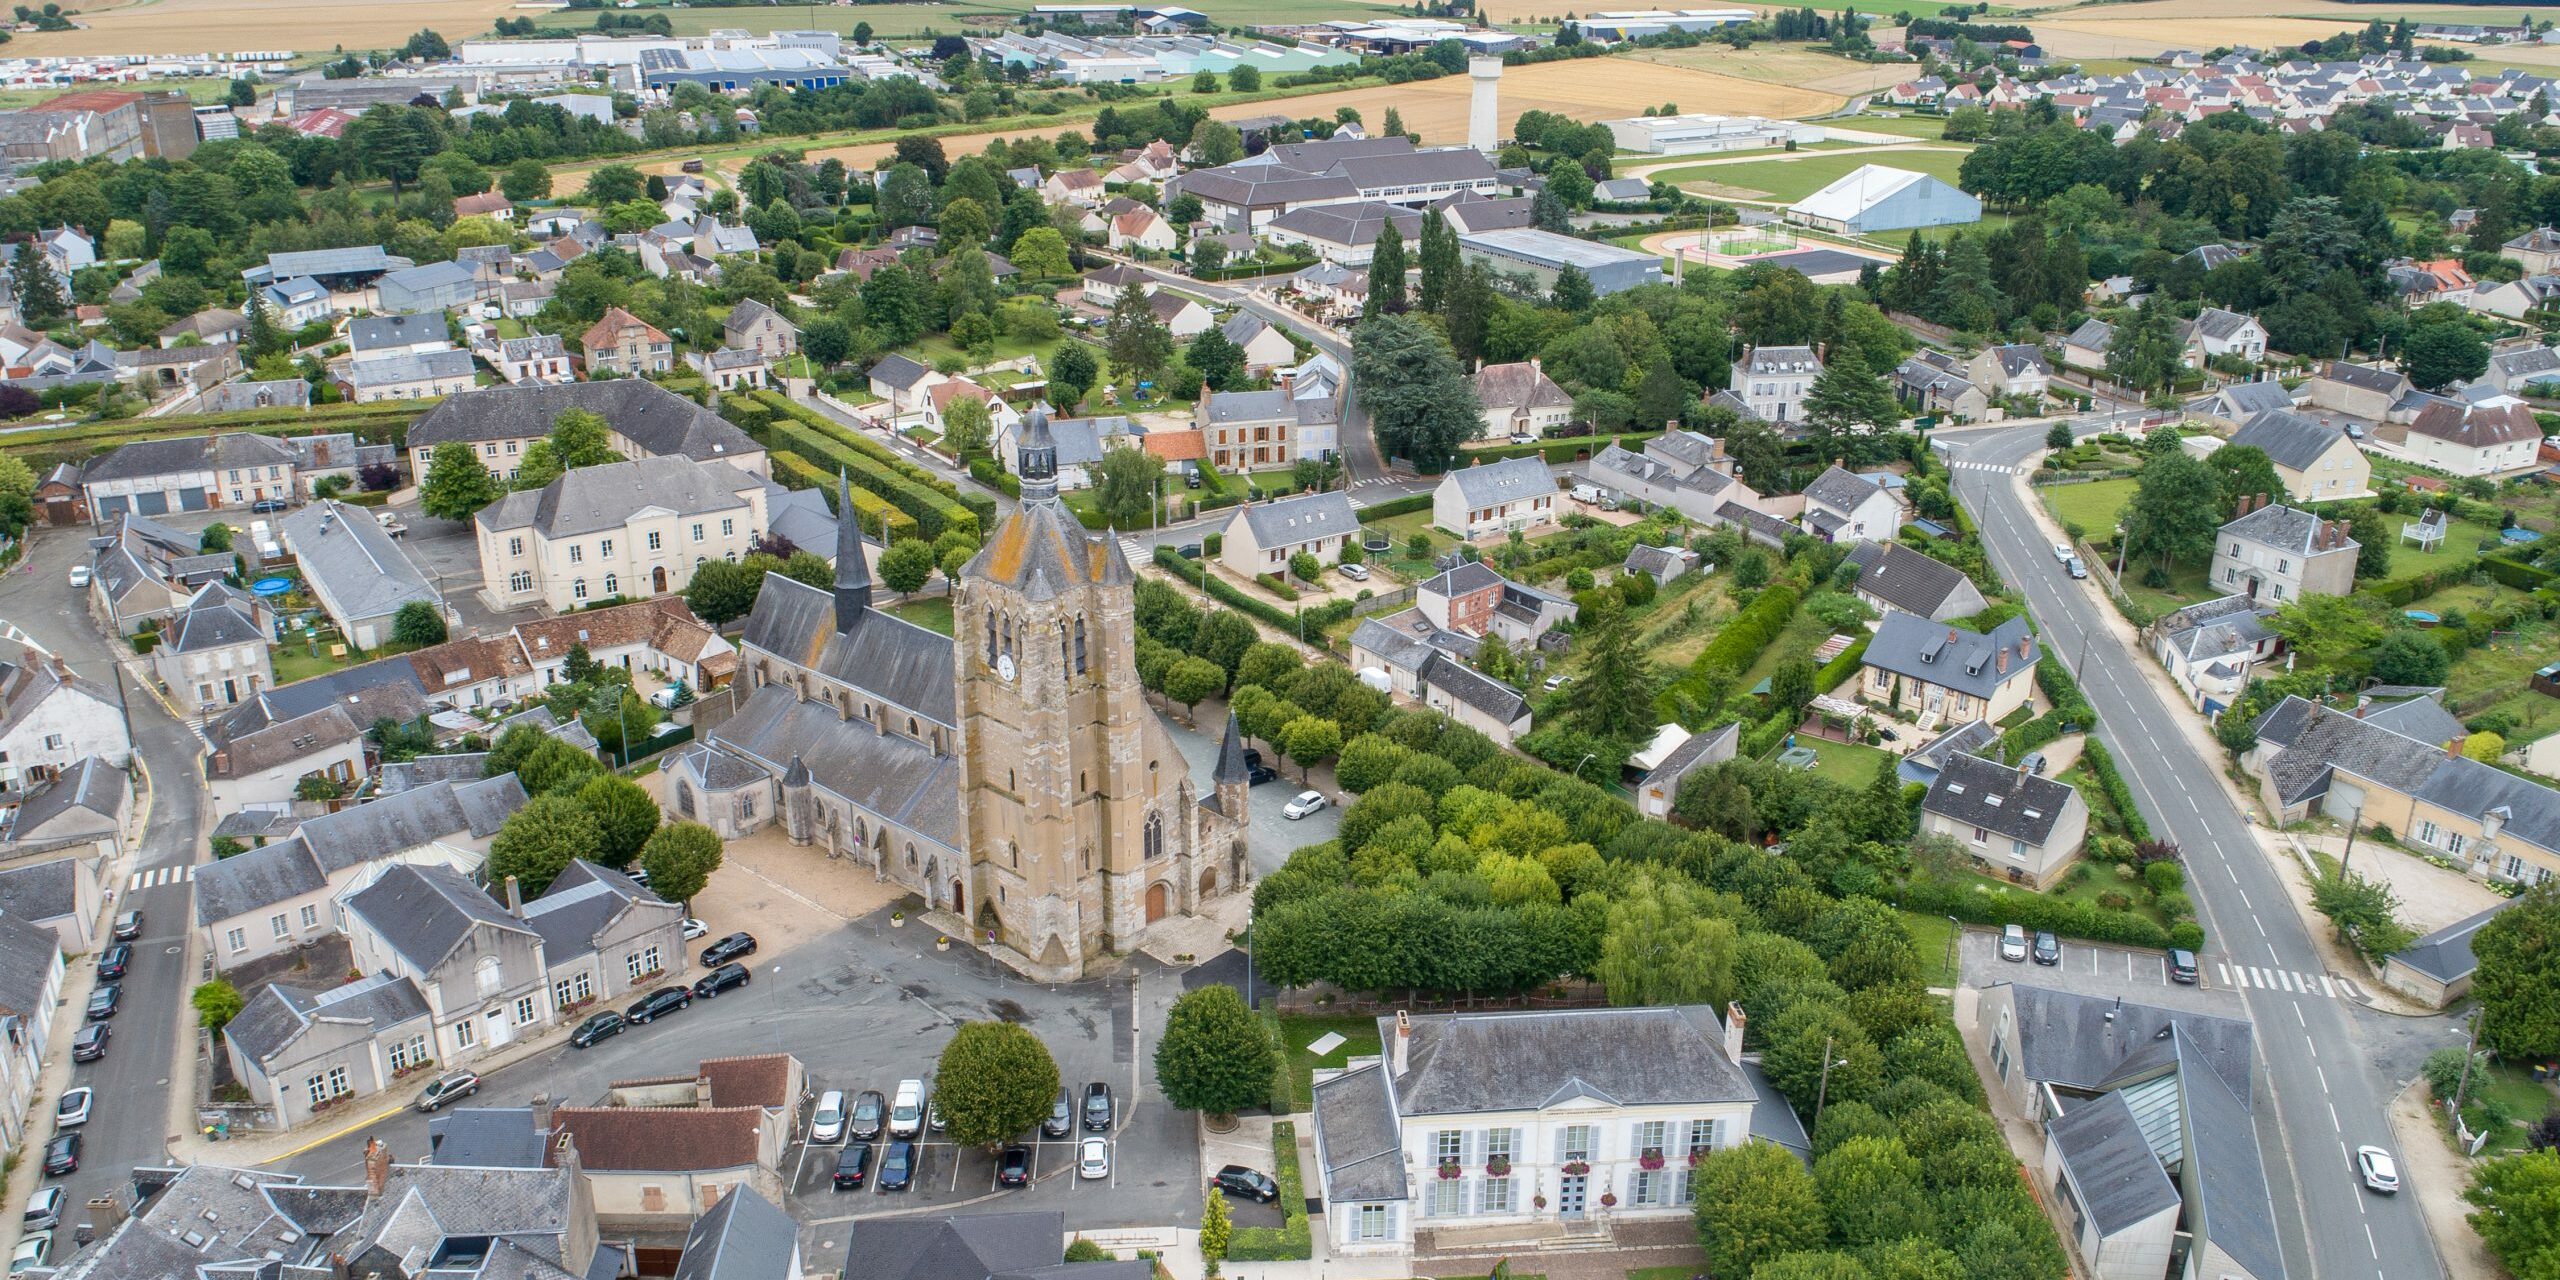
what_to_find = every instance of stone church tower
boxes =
[952,409,1237,976]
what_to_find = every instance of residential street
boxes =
[0,526,207,1266]
[1945,420,2452,1280]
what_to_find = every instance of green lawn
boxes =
[1901,911,1961,988]
[2043,478,2136,542]
[1274,1013,1382,1112]
[2471,1062,2559,1153]
[888,596,955,635]
[1797,734,1897,784]
[1661,147,1971,203]
[2363,513,2495,584]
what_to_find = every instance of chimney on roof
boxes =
[363,1137,392,1200]
[1997,649,2009,674]
[553,1126,582,1178]
[504,875,522,914]
[530,1094,553,1138]
[1392,1009,1411,1076]
[1724,1002,1747,1063]
[2018,636,2032,659]
[2449,735,2465,759]
[2257,492,2271,511]
[1946,627,1959,644]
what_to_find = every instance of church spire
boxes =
[1018,406,1059,506]
[834,469,871,631]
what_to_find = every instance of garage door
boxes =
[132,492,167,516]
[177,487,208,512]
[94,495,127,521]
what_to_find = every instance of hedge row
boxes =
[747,391,993,538]
[967,455,1025,498]
[1151,544,1352,646]
[1694,584,1801,678]
[753,418,972,542]
[5,401,420,461]
[1227,1121,1312,1261]
[2480,552,2556,592]
[766,439,922,542]
[1457,430,1661,466]
[2365,562,2495,609]
[1815,633,1871,693]
[1902,876,2199,951]
[2034,652,2095,728]
[1356,492,1433,523]
[2081,738,2150,843]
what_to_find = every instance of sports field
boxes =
[1657,145,1970,202]
[1628,43,1916,96]
[1202,57,1846,146]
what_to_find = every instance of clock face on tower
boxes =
[997,654,1017,683]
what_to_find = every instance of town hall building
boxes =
[660,416,1246,978]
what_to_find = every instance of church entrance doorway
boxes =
[1199,867,1218,899]
[653,566,668,593]
[1145,882,1169,922]
[951,880,965,915]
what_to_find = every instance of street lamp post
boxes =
[1944,916,1959,983]
[1813,1035,1850,1129]
[1572,752,1595,780]
[2339,805,2365,879]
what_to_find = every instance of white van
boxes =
[1570,483,1604,505]
[890,1079,925,1138]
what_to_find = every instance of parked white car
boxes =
[1078,1138,1111,1180]
[811,1090,848,1144]
[2356,1146,2400,1194]
[1283,791,1327,820]
[66,566,89,588]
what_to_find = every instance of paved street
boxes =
[1946,421,2452,1280]
[0,526,206,1265]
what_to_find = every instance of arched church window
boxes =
[1144,813,1163,861]
[986,610,998,664]
[1075,616,1088,673]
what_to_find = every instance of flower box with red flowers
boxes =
[1437,1159,1462,1180]
[1638,1151,1665,1171]
[1485,1156,1511,1178]
[1561,1160,1590,1176]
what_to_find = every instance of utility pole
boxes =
[1814,1034,1847,1129]
[2339,805,2364,879]
[1943,916,1959,984]
[2451,1007,2485,1118]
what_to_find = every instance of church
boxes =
[660,410,1247,978]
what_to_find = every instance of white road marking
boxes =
[2320,976,2337,998]
[2236,888,2251,909]
[2254,915,2269,937]
[2331,1103,2342,1131]
[2218,963,2232,986]
[2365,1224,2378,1259]
[126,865,197,890]
[2293,1003,2306,1027]
[2317,1064,2329,1092]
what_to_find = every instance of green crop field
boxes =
[1834,113,1951,139]
[1659,146,1971,201]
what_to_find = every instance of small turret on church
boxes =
[782,753,814,845]
[1212,711,1251,822]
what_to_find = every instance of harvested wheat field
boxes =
[12,0,516,54]
[1205,58,1842,144]
[1629,45,1914,96]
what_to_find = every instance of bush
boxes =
[1226,1120,1312,1260]
[1900,876,2186,949]
[1815,634,1871,693]
[1693,584,1801,678]
[2081,739,2150,842]
[769,447,919,540]
[740,392,987,540]
[1154,545,1351,647]
[1354,491,1432,523]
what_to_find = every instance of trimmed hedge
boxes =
[1356,491,1433,523]
[1458,430,1662,466]
[1694,584,1801,677]
[768,446,921,542]
[1227,1121,1312,1261]
[1902,876,2194,950]
[1815,633,1871,693]
[967,455,1024,498]
[754,418,966,541]
[2081,738,2150,843]
[2033,651,2095,728]
[746,391,992,539]
[1153,544,1350,646]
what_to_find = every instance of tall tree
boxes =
[2403,319,2489,390]
[2471,881,2560,1061]
[2202,444,2285,517]
[577,774,660,867]
[9,243,63,328]
[1598,883,1739,1008]
[2119,449,2223,573]
[1093,445,1164,528]
[1351,313,1479,470]
[486,794,604,897]
[934,1021,1062,1148]
[418,442,501,522]
[636,821,723,906]
[1690,1143,1827,1277]
[2104,298,2183,395]
[1104,284,1174,383]
[1575,601,1658,739]
[1415,209,1459,314]
[1367,219,1408,316]
[1152,985,1277,1120]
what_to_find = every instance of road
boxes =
[0,527,206,1263]
[1944,421,2445,1280]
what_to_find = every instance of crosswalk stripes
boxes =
[1949,460,2023,475]
[1119,538,1146,564]
[126,865,197,891]
[2213,961,2357,999]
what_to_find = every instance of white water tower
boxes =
[1467,56,1503,153]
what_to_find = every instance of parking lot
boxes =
[1954,926,2248,1016]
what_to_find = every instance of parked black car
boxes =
[95,945,130,981]
[1082,1082,1114,1132]
[1214,1166,1281,1204]
[1041,1088,1073,1138]
[41,1134,78,1176]
[251,498,289,513]
[998,1145,1032,1187]
[692,963,751,998]
[849,1090,887,1142]
[879,1141,915,1191]
[626,987,691,1024]
[2169,948,2199,985]
[70,1024,106,1062]
[832,1142,872,1190]
[2032,931,2062,966]
[570,1011,626,1048]
[700,932,758,968]
[85,985,119,1020]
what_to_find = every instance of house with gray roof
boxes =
[1432,456,1557,539]
[2380,897,2518,1007]
[1798,465,1902,543]
[149,580,274,716]
[2211,494,2359,603]
[1846,539,1984,622]
[1623,542,1700,589]
[0,649,131,784]
[1417,559,1575,649]
[2227,408,2369,502]
[222,971,439,1128]
[1218,311,1298,372]
[1920,751,2090,888]
[1730,344,1822,423]
[515,858,686,1016]
[1967,343,2054,399]
[1309,1004,1799,1255]
[344,863,555,1066]
[2247,694,2560,888]
[407,379,767,486]
[1588,433,1760,525]
[1472,359,1573,441]
[2188,378,2296,428]
[347,311,451,358]
[476,455,769,614]
[2484,343,2560,394]
[2150,594,2281,713]
[80,432,299,521]
[0,756,129,865]
[2353,687,2465,747]
[2180,306,2269,363]
[0,910,60,1156]
[674,1186,802,1280]
[2300,359,2411,419]
[847,1211,1149,1280]
[1983,983,2283,1280]
[1858,611,2040,727]
[282,499,451,650]
[1416,651,1534,744]
[1219,491,1360,579]
[1350,609,1478,700]
[336,347,477,403]
[1635,720,1737,819]
[0,852,99,955]
[195,774,526,969]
